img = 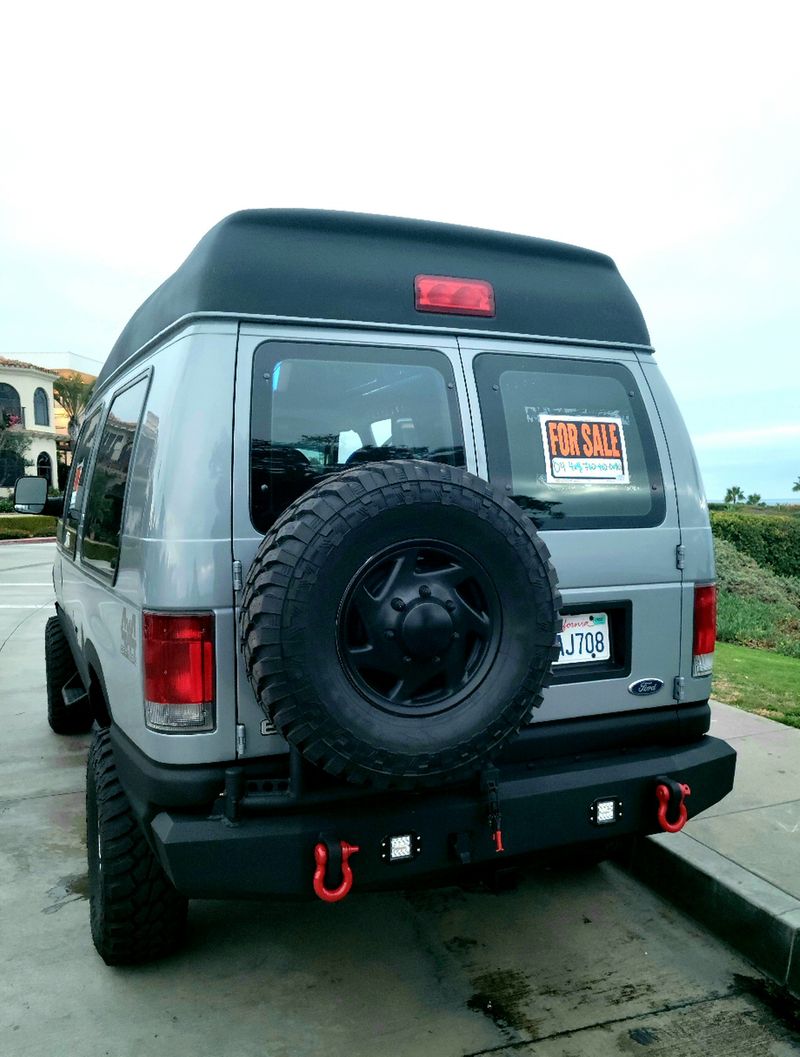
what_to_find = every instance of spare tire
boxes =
[240,461,561,786]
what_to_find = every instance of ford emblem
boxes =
[628,678,664,696]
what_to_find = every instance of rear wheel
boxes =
[45,615,92,734]
[87,729,187,965]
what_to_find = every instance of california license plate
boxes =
[555,612,611,665]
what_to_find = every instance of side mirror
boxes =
[14,476,65,517]
[14,475,47,514]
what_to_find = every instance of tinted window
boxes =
[0,383,22,421]
[251,342,464,532]
[59,407,102,557]
[80,377,148,576]
[34,387,49,425]
[475,354,665,530]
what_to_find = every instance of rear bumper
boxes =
[144,735,735,900]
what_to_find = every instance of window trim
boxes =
[474,352,666,531]
[78,370,152,583]
[249,339,465,533]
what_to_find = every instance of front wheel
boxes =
[87,729,188,965]
[45,615,92,734]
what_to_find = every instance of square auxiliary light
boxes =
[380,832,421,863]
[590,797,623,826]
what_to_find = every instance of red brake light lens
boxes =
[693,585,717,657]
[414,275,495,317]
[143,612,215,730]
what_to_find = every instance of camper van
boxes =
[16,210,735,964]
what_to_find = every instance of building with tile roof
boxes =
[0,357,60,493]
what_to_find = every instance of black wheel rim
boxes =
[338,540,501,717]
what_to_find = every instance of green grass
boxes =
[0,514,58,539]
[713,642,800,729]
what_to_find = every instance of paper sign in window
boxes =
[538,414,629,484]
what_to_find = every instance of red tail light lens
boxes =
[143,612,215,731]
[692,585,716,677]
[414,275,495,317]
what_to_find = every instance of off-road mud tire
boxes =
[241,461,561,787]
[45,614,92,734]
[86,729,188,965]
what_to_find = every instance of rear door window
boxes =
[80,375,149,577]
[474,354,665,530]
[251,341,465,532]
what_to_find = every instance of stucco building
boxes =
[0,357,60,493]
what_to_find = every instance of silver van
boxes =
[17,210,735,964]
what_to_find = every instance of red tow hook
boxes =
[655,781,691,833]
[313,840,360,903]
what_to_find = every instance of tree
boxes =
[724,485,744,505]
[53,373,94,444]
[0,411,32,486]
[794,476,800,493]
[746,493,762,506]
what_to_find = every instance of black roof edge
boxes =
[97,209,651,387]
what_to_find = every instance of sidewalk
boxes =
[629,700,800,998]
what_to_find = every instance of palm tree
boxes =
[724,486,744,505]
[793,476,800,493]
[53,373,94,445]
[746,493,762,506]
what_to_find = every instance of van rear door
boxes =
[461,337,682,721]
[232,323,474,757]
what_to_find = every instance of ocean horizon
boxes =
[710,498,798,506]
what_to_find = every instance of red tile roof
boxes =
[0,356,59,376]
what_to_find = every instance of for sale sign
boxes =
[539,414,629,484]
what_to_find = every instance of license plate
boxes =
[555,612,611,665]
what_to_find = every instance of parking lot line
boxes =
[0,604,52,609]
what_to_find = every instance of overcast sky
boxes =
[1,2,798,500]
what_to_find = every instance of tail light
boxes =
[692,585,716,677]
[143,612,215,731]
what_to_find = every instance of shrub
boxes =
[711,511,800,578]
[0,515,57,539]
[714,538,800,606]
[714,537,800,659]
[717,592,800,657]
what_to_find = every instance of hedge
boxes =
[710,511,800,578]
[0,515,57,539]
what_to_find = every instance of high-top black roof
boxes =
[97,209,650,386]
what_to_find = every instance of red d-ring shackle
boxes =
[313,841,360,903]
[656,782,691,833]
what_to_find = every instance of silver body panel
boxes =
[54,317,714,765]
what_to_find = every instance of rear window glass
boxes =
[474,354,665,530]
[250,341,465,532]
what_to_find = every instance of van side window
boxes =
[59,407,103,558]
[250,341,465,532]
[80,377,149,577]
[475,354,665,530]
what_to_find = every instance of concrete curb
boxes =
[0,536,57,546]
[628,831,800,998]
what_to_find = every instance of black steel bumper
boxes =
[133,735,736,900]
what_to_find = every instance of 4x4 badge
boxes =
[628,678,664,696]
